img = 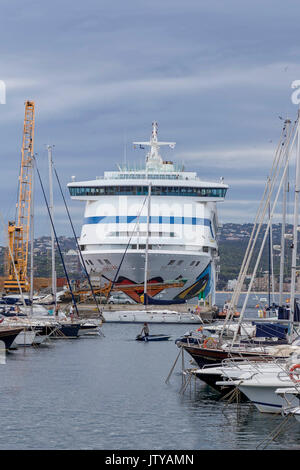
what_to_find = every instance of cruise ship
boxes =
[68,122,228,305]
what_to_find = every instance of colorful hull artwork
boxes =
[114,276,168,303]
[107,263,211,304]
[174,263,211,301]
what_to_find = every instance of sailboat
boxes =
[32,147,103,338]
[175,113,300,366]
[0,325,24,350]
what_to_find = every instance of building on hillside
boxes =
[227,279,238,291]
[65,249,81,274]
[252,273,279,292]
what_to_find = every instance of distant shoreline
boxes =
[216,291,293,295]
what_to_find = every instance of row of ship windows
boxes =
[168,259,201,267]
[106,174,187,180]
[109,231,176,238]
[81,245,210,252]
[69,186,227,197]
[86,258,111,266]
[85,258,202,267]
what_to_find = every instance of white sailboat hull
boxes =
[32,334,48,345]
[239,383,300,413]
[102,309,204,323]
[12,330,36,347]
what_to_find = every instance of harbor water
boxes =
[1,293,299,450]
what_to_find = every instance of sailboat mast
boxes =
[268,183,271,308]
[279,120,291,306]
[48,145,57,308]
[143,182,151,305]
[267,176,276,308]
[289,114,300,340]
[270,218,275,305]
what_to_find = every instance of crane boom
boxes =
[4,100,35,293]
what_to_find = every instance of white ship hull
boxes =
[84,250,214,304]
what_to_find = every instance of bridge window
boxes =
[69,186,227,198]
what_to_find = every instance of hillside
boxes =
[0,223,294,291]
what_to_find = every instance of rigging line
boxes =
[285,163,291,281]
[289,112,300,323]
[34,157,79,317]
[223,144,284,332]
[235,118,296,298]
[53,165,104,323]
[228,128,284,314]
[237,126,288,271]
[279,121,292,306]
[269,179,276,307]
[227,122,298,337]
[106,195,148,301]
[231,118,300,345]
[223,120,297,332]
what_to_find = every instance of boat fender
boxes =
[289,364,300,383]
[203,337,217,349]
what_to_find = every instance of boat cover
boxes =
[254,322,288,339]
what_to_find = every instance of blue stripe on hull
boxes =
[252,401,282,409]
[84,215,212,227]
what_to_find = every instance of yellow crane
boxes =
[4,100,35,293]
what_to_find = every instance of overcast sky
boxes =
[1,0,300,242]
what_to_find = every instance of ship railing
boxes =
[185,336,203,348]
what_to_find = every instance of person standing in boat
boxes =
[69,304,75,321]
[55,305,59,317]
[141,322,149,337]
[14,305,21,315]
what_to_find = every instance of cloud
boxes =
[4,62,300,118]
[179,145,276,169]
[1,0,300,241]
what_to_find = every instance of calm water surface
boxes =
[1,294,300,450]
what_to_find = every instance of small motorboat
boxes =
[135,334,171,342]
[217,301,240,320]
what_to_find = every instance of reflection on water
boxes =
[180,385,300,450]
[0,295,299,450]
